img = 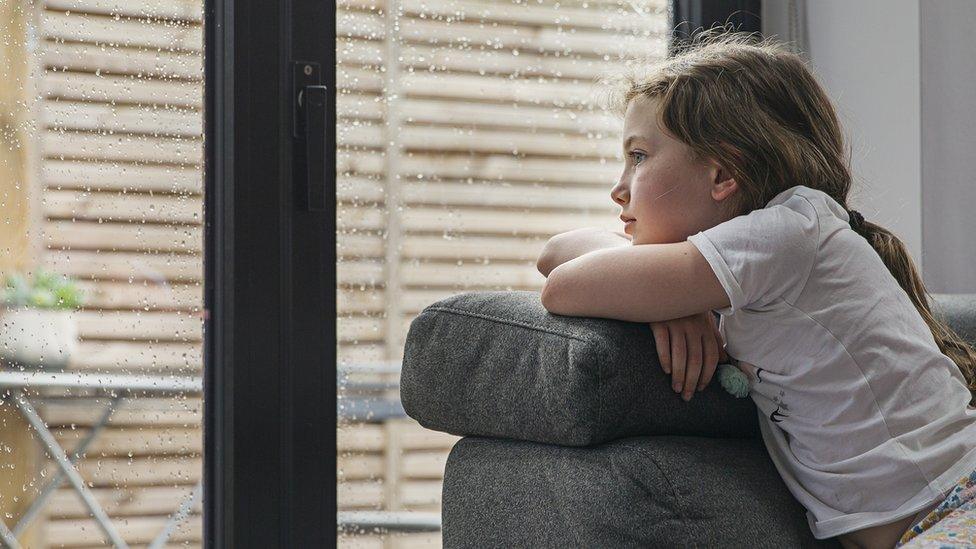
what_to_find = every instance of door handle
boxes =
[297,85,328,211]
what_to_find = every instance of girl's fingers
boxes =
[670,325,686,393]
[700,334,719,391]
[682,332,702,401]
[651,323,671,374]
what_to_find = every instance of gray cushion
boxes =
[401,291,976,447]
[442,434,843,548]
[401,290,759,446]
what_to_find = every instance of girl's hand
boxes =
[650,311,729,401]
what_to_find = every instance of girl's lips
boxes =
[623,219,635,232]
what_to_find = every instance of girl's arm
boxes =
[537,228,632,278]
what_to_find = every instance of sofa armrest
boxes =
[400,290,760,446]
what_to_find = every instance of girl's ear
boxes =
[709,142,742,200]
[706,157,738,200]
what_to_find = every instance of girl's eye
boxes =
[628,151,646,165]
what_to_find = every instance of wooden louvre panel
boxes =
[335,0,667,547]
[36,0,207,547]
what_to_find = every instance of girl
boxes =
[537,31,976,548]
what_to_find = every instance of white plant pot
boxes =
[0,307,78,369]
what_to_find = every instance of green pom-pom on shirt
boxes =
[718,363,750,398]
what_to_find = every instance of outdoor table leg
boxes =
[13,389,129,549]
[12,395,122,538]
[148,480,203,549]
[0,518,21,549]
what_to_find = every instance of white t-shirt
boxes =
[687,184,976,539]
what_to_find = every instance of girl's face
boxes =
[610,95,738,245]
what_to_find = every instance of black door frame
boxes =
[203,0,337,547]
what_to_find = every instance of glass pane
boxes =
[0,0,205,546]
[335,0,667,546]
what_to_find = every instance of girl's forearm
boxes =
[536,228,631,277]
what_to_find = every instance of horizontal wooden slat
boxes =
[52,426,202,457]
[62,338,383,372]
[47,485,201,519]
[28,447,204,488]
[397,125,614,157]
[39,396,201,426]
[336,84,623,141]
[393,94,619,133]
[398,16,667,61]
[396,0,667,34]
[337,231,385,259]
[401,181,615,209]
[74,310,201,340]
[44,250,201,282]
[398,71,613,109]
[338,343,389,366]
[388,419,460,451]
[44,189,202,223]
[44,0,203,23]
[400,450,449,479]
[336,7,386,41]
[41,41,203,80]
[43,70,202,107]
[362,151,620,185]
[43,100,201,136]
[401,206,617,235]
[336,28,657,86]
[44,220,202,254]
[399,235,545,261]
[337,453,384,480]
[338,423,384,452]
[399,480,442,507]
[400,261,543,288]
[338,479,384,508]
[45,514,200,546]
[53,455,200,487]
[43,131,202,165]
[41,11,202,52]
[398,289,476,314]
[43,160,201,194]
[71,340,201,371]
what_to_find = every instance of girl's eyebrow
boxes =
[623,135,648,150]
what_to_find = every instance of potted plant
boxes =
[0,268,85,369]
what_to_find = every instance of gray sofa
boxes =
[400,290,976,548]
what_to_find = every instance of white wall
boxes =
[919,0,976,292]
[764,0,975,293]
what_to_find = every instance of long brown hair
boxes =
[598,29,976,405]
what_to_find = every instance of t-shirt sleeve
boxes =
[686,194,820,315]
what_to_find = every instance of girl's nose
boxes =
[610,183,628,205]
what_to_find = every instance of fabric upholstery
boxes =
[442,434,844,548]
[401,290,760,446]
